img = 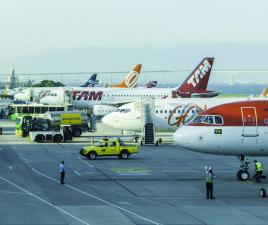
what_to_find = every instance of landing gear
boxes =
[236,155,250,181]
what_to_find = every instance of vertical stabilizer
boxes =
[80,74,98,87]
[112,64,142,88]
[176,58,215,97]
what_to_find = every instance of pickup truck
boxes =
[79,138,139,159]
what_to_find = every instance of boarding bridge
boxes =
[141,98,156,145]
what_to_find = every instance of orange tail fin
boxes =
[112,64,142,88]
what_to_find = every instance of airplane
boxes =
[14,64,142,102]
[101,97,252,132]
[173,99,268,181]
[80,73,99,87]
[40,58,218,116]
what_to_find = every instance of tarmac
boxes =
[1,119,268,225]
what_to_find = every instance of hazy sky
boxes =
[0,0,268,62]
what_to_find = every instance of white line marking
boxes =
[32,168,161,225]
[77,157,94,168]
[73,170,81,176]
[8,166,13,170]
[0,176,91,225]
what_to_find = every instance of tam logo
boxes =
[73,91,103,101]
[167,103,203,126]
[187,59,211,87]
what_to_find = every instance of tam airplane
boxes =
[14,73,99,102]
[173,100,268,181]
[15,64,142,103]
[40,58,218,116]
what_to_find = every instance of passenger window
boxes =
[160,110,163,113]
[164,110,167,113]
[109,142,116,147]
[156,110,158,114]
[214,116,223,125]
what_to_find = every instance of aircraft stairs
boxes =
[141,98,157,145]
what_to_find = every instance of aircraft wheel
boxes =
[237,170,249,181]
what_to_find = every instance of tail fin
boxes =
[176,58,215,97]
[112,64,142,88]
[145,81,157,88]
[80,74,99,87]
[260,88,268,98]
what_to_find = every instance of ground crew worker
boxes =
[60,161,65,184]
[206,169,215,199]
[254,160,263,183]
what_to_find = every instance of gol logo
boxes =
[167,103,203,126]
[124,71,138,88]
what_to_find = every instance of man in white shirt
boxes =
[60,161,65,184]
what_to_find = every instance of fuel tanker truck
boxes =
[16,111,95,138]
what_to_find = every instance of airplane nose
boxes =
[39,97,47,104]
[173,126,191,148]
[102,113,116,128]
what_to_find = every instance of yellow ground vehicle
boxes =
[79,138,139,159]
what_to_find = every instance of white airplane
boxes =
[14,64,142,103]
[40,58,217,116]
[101,97,252,132]
[173,99,268,181]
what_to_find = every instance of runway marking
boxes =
[73,170,81,176]
[32,168,161,225]
[0,176,91,225]
[77,157,94,168]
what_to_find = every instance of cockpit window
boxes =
[203,116,214,124]
[116,108,130,113]
[192,115,224,125]
[192,115,205,123]
[214,116,223,125]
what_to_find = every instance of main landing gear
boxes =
[236,154,250,181]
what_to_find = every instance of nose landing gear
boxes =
[237,154,250,181]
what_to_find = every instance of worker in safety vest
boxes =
[206,169,216,199]
[254,160,264,183]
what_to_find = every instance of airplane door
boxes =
[241,107,258,137]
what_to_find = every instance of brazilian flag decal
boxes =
[214,129,222,134]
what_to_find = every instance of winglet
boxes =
[112,64,142,88]
[176,58,214,97]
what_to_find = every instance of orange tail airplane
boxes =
[111,64,142,88]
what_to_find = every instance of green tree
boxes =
[32,80,65,87]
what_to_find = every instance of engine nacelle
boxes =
[93,105,117,117]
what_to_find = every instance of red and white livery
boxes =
[173,100,268,181]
